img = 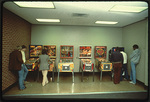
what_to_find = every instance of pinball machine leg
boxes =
[93,68,94,82]
[72,71,74,83]
[36,69,39,82]
[99,71,101,81]
[57,71,59,83]
[110,71,112,81]
[82,70,83,82]
[52,65,56,82]
[111,69,114,81]
[34,70,38,81]
[100,69,102,81]
[33,70,35,81]
[52,69,54,82]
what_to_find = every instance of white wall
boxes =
[31,25,122,72]
[122,18,148,86]
[145,18,148,86]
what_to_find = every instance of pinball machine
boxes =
[57,45,74,83]
[25,45,42,81]
[94,46,113,81]
[79,46,94,82]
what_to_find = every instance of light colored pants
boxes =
[130,61,136,84]
[42,70,48,86]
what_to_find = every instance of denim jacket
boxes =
[130,49,140,64]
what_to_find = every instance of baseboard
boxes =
[128,75,148,90]
[136,80,148,90]
[2,81,18,95]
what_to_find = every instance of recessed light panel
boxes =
[36,19,60,22]
[95,21,118,24]
[14,1,55,8]
[110,5,148,13]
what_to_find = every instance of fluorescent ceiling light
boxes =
[110,5,148,13]
[95,21,118,24]
[36,19,60,22]
[14,1,55,8]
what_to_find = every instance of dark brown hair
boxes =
[42,49,47,54]
[133,44,139,49]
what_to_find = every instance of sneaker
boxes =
[124,78,127,81]
[122,72,125,76]
[46,81,49,84]
[131,82,136,85]
[129,81,136,85]
[129,81,133,83]
[42,83,45,86]
[20,87,26,91]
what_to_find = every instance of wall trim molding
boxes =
[2,81,18,95]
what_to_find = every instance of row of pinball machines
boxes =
[25,45,56,82]
[25,45,124,83]
[79,46,124,82]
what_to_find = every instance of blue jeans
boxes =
[120,64,129,81]
[18,64,28,90]
[130,61,136,84]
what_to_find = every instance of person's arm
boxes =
[17,51,24,64]
[47,56,50,61]
[130,50,136,59]
[125,53,127,61]
[121,54,123,64]
[47,56,52,64]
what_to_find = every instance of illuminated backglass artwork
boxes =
[79,46,92,58]
[29,45,42,58]
[95,46,107,59]
[60,45,74,59]
[43,45,56,58]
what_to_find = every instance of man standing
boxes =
[110,47,123,84]
[129,44,140,85]
[20,45,29,84]
[9,46,26,90]
[120,50,129,81]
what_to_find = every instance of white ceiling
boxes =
[3,1,148,27]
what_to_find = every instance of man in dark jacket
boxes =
[110,47,123,84]
[9,46,26,90]
[9,46,23,71]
